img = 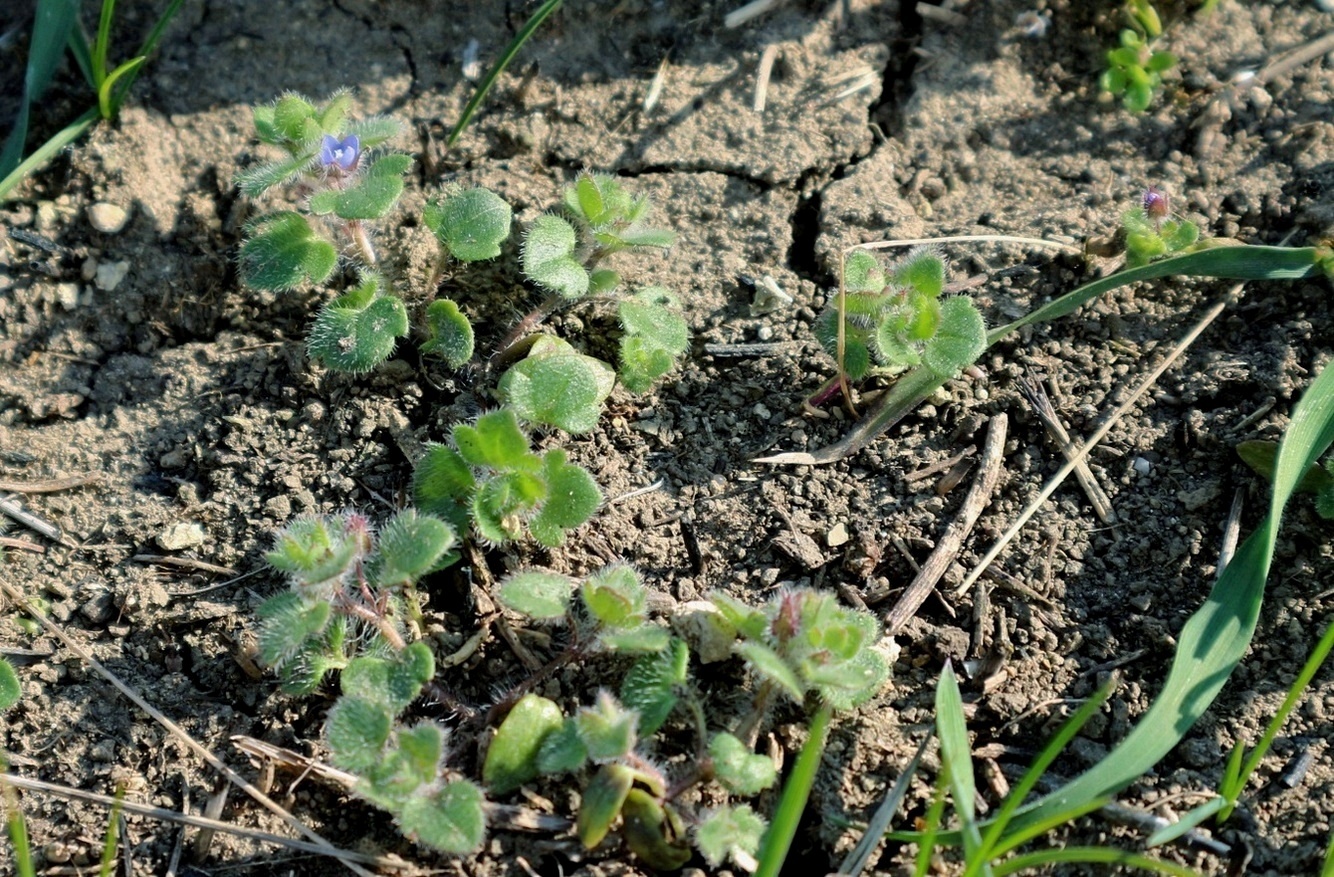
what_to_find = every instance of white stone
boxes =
[55,283,80,310]
[95,260,130,291]
[157,522,206,550]
[88,202,130,234]
[826,522,849,547]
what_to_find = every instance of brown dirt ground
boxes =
[3,0,1334,875]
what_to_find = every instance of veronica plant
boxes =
[1123,187,1198,268]
[1099,0,1178,113]
[236,94,514,373]
[812,246,986,405]
[483,582,888,871]
[259,510,487,852]
[412,408,602,548]
[495,173,688,431]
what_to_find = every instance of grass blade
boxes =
[1146,795,1225,847]
[97,785,125,877]
[1,0,81,177]
[93,0,118,92]
[978,678,1114,857]
[935,664,984,868]
[754,701,833,877]
[1,771,34,877]
[0,107,101,202]
[1006,356,1334,835]
[447,0,563,147]
[913,776,948,877]
[1218,619,1334,818]
[992,846,1200,876]
[108,0,184,115]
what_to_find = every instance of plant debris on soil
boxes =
[3,0,1334,874]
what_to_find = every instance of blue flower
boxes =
[319,133,361,172]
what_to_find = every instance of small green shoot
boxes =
[0,0,184,201]
[1100,1,1177,112]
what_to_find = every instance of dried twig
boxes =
[753,44,778,112]
[885,413,1007,634]
[1018,377,1117,525]
[0,493,72,545]
[955,282,1246,598]
[132,555,238,576]
[0,580,377,877]
[0,473,100,493]
[0,773,398,867]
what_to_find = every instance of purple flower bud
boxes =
[1143,186,1170,220]
[319,133,361,172]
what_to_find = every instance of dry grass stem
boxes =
[885,413,1007,634]
[955,281,1247,598]
[1018,377,1118,525]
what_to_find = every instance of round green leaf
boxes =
[922,296,986,378]
[497,571,576,619]
[424,187,512,262]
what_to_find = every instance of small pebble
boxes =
[826,522,849,547]
[756,324,774,341]
[1132,456,1152,476]
[88,202,130,234]
[158,521,206,550]
[55,282,80,310]
[95,260,130,291]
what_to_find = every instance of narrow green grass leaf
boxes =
[1218,619,1334,818]
[1146,795,1225,847]
[754,701,833,877]
[913,777,948,877]
[2,772,35,877]
[96,784,124,877]
[1008,358,1334,836]
[936,664,986,868]
[992,846,1199,876]
[447,0,564,146]
[979,678,1114,858]
[1,0,80,177]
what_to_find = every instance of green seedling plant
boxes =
[236,93,515,373]
[894,665,1196,876]
[1099,0,1178,112]
[498,172,687,431]
[1124,187,1199,268]
[1237,439,1334,519]
[412,408,602,547]
[260,509,488,852]
[0,0,184,201]
[484,583,889,871]
[810,245,986,409]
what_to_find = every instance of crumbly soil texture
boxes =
[2,1,1334,875]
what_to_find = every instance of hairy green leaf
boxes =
[497,571,576,619]
[239,212,337,291]
[484,694,566,795]
[522,214,588,298]
[307,277,409,373]
[424,187,512,262]
[421,299,475,368]
[399,780,487,853]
